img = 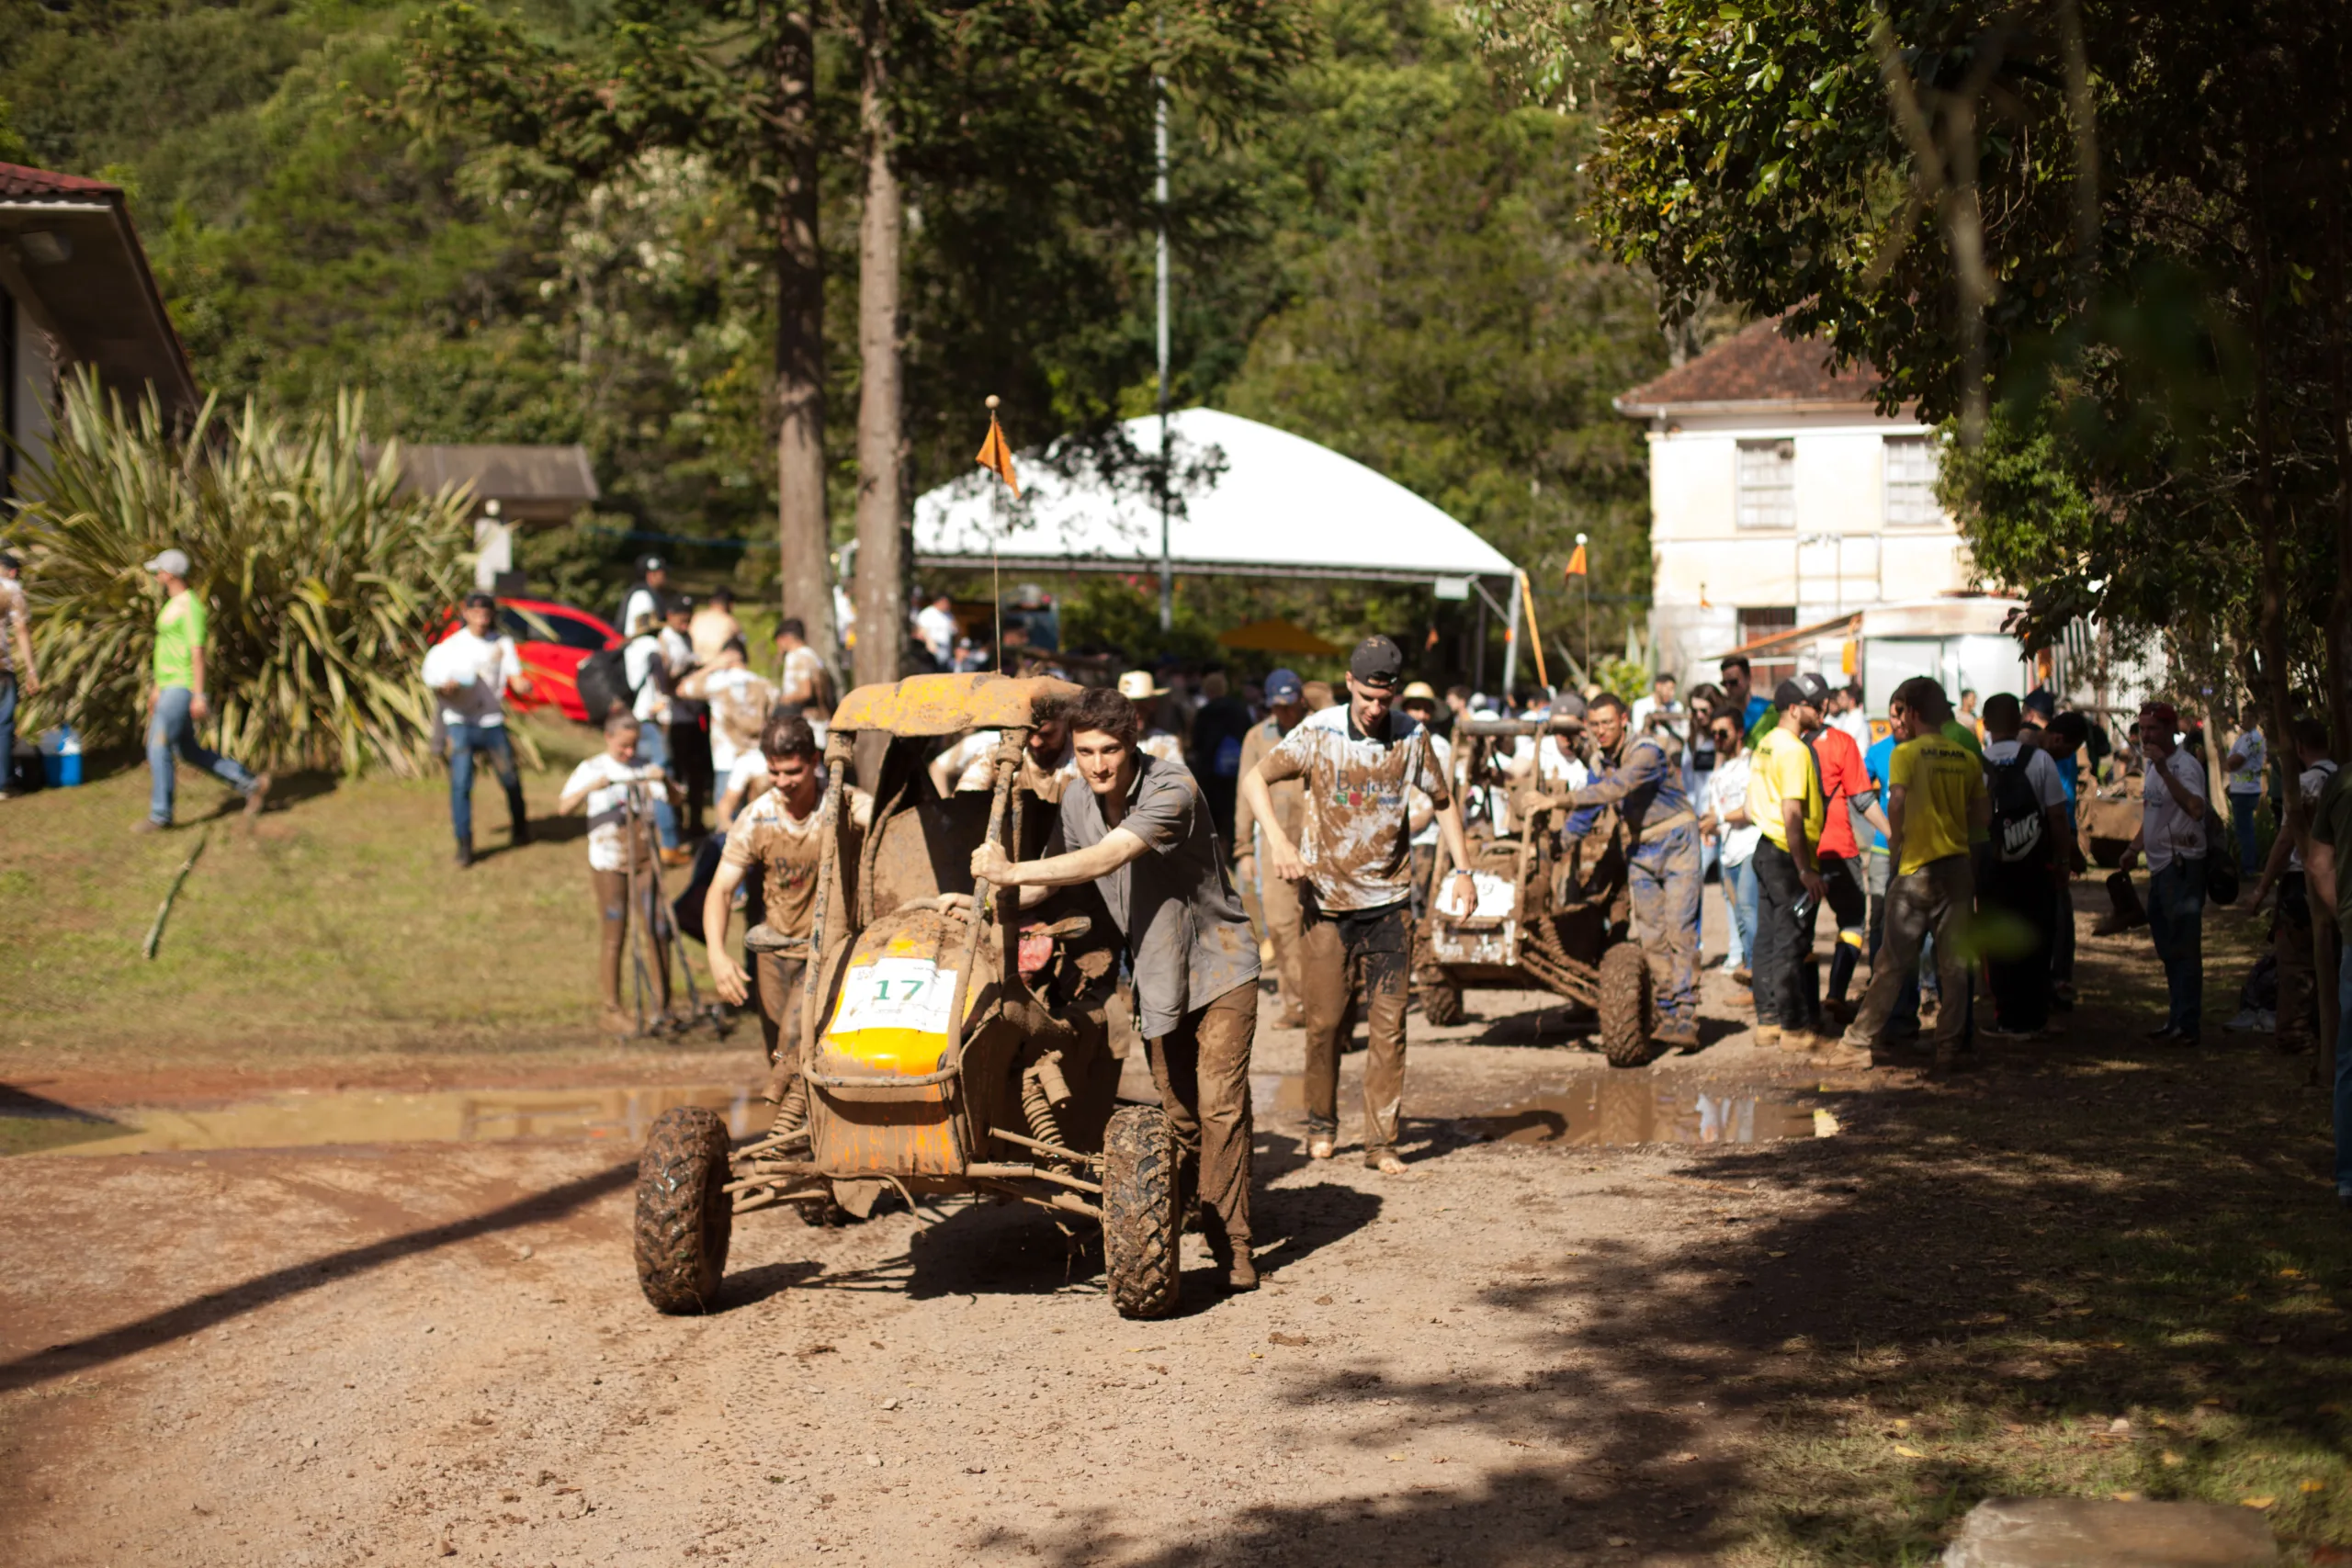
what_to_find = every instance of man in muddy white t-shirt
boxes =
[1240,636,1475,1173]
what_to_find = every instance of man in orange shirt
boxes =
[1795,672,1888,1025]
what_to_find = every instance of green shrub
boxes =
[6,370,474,774]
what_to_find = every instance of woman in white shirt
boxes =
[1700,713,1760,980]
[621,615,686,863]
[558,713,679,1035]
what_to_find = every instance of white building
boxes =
[1614,320,1973,692]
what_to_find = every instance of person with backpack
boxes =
[1979,693,2072,1038]
[2122,700,2211,1044]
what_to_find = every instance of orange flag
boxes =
[1564,541,1589,579]
[975,401,1020,497]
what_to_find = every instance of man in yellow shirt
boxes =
[1746,677,1829,1048]
[141,548,269,831]
[1842,676,1989,1071]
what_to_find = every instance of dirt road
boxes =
[0,972,1856,1568]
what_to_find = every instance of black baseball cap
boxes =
[638,554,667,573]
[462,590,495,609]
[1349,636,1405,689]
[1777,672,1832,709]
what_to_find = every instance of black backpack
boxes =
[1988,752,2050,865]
[576,645,640,721]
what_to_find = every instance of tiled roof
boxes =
[0,162,120,202]
[1617,318,1881,412]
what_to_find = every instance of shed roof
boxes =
[381,444,601,522]
[1616,319,1881,417]
[0,161,198,424]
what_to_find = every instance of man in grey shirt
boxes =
[972,684,1263,1292]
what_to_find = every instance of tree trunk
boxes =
[851,0,908,692]
[773,4,835,680]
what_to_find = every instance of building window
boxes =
[1736,439,1795,529]
[1736,606,1798,693]
[1884,434,1941,525]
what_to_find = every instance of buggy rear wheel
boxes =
[1416,978,1464,1027]
[635,1106,733,1314]
[1102,1104,1180,1318]
[1598,942,1655,1067]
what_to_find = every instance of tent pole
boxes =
[1154,73,1172,634]
[1474,591,1487,694]
[1499,570,1524,700]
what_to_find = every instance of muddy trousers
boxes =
[1147,980,1259,1258]
[1300,900,1412,1158]
[593,867,672,1015]
[1628,825,1702,1031]
[755,950,807,1066]
[1844,854,1973,1057]
[1258,861,1306,1021]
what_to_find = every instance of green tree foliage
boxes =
[4,0,1670,689]
[1477,0,2352,739]
[5,371,475,773]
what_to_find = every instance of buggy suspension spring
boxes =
[1021,1054,1071,1156]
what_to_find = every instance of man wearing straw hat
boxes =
[1119,670,1184,764]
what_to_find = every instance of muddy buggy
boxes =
[633,673,1183,1317]
[1412,713,1656,1066]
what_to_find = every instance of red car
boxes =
[433,597,622,724]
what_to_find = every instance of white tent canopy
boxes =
[912,408,1518,587]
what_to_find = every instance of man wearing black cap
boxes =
[1552,690,1705,1047]
[422,591,534,865]
[1747,675,1833,1050]
[1241,636,1475,1172]
[1234,668,1310,1024]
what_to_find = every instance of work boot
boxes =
[1653,1021,1702,1051]
[243,773,273,819]
[454,833,474,869]
[1226,1251,1260,1292]
[1752,1023,1783,1049]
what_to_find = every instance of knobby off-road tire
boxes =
[1416,979,1464,1027]
[635,1106,733,1314]
[1102,1104,1181,1319]
[1598,941,1656,1068]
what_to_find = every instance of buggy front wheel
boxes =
[635,1106,733,1313]
[1598,942,1656,1067]
[1102,1105,1181,1318]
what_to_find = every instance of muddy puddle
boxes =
[1,1083,764,1157]
[1248,1073,1826,1146]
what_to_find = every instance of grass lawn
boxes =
[0,713,705,1079]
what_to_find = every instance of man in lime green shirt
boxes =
[143,548,268,830]
[1746,676,1830,1048]
[1841,676,1988,1070]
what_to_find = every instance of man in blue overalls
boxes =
[1557,692,1703,1048]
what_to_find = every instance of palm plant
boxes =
[6,370,476,775]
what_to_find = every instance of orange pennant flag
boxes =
[1564,541,1589,579]
[975,400,1020,498]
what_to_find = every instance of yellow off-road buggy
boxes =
[631,673,1182,1317]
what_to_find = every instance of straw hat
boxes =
[1399,681,1438,705]
[1116,671,1169,701]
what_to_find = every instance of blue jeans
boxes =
[1721,854,1758,970]
[0,674,16,790]
[147,685,257,825]
[2147,858,2206,1036]
[2335,946,2352,1198]
[2229,793,2261,879]
[447,721,523,843]
[632,721,680,850]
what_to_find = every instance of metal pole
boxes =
[1155,74,1173,633]
[1499,570,1524,700]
